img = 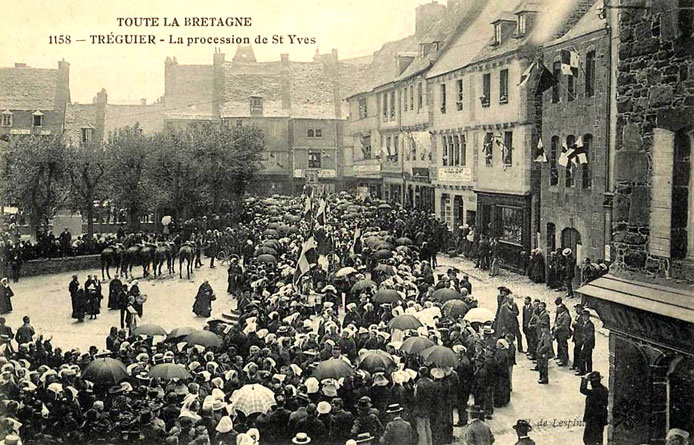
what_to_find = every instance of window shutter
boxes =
[649,128,675,258]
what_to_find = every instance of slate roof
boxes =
[394,0,488,83]
[0,67,59,110]
[64,103,97,144]
[427,0,522,79]
[545,0,606,47]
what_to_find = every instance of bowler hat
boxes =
[588,371,603,381]
[513,419,532,432]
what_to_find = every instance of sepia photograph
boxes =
[0,0,692,444]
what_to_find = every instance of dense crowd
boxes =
[0,193,613,445]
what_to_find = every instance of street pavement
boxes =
[4,254,609,445]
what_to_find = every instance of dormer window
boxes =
[81,127,94,143]
[250,96,263,115]
[517,13,527,36]
[32,110,43,127]
[494,24,502,45]
[1,110,12,127]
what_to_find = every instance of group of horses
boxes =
[100,242,196,280]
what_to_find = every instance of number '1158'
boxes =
[49,35,71,44]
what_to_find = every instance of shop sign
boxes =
[317,169,336,178]
[438,167,472,182]
[412,167,430,182]
[353,164,381,173]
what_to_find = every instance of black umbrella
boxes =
[373,249,393,260]
[373,288,402,304]
[351,279,377,294]
[431,288,463,302]
[82,358,128,386]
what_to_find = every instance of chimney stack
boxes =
[95,88,108,143]
[213,49,226,119]
[55,59,71,114]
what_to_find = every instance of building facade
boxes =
[540,5,610,285]
[577,1,694,444]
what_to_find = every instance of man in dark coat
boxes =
[571,304,585,373]
[580,372,608,445]
[536,324,553,384]
[522,297,534,356]
[108,275,122,310]
[460,405,494,445]
[381,404,414,445]
[413,366,437,445]
[0,278,14,314]
[69,275,80,315]
[553,304,572,366]
[561,248,576,298]
[578,310,595,375]
[512,419,536,445]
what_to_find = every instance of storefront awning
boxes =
[577,274,694,324]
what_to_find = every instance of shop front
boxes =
[383,176,404,206]
[475,191,531,271]
[293,168,338,195]
[405,168,434,213]
[577,276,694,444]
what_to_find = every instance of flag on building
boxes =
[293,236,318,288]
[536,63,558,94]
[534,138,547,163]
[560,49,580,76]
[518,61,536,87]
[558,141,571,167]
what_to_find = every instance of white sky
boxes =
[0,0,424,103]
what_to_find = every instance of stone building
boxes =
[577,1,694,443]
[539,0,609,284]
[0,60,70,140]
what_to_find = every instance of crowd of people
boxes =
[0,193,617,445]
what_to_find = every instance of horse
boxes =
[140,244,155,277]
[100,245,123,280]
[122,245,141,279]
[153,243,175,277]
[178,244,195,279]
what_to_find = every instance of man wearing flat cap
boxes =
[580,371,608,445]
[513,419,535,444]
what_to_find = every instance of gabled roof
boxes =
[395,0,488,83]
[491,11,518,23]
[0,67,59,110]
[545,0,606,47]
[427,0,523,79]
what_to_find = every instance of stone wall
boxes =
[4,255,101,278]
[612,0,694,283]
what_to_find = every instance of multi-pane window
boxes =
[410,85,414,110]
[308,151,321,168]
[417,82,423,111]
[81,128,94,143]
[442,136,449,166]
[32,112,43,127]
[453,135,461,165]
[382,93,388,120]
[307,129,314,138]
[460,134,467,166]
[403,88,408,112]
[568,71,576,101]
[440,84,447,114]
[585,51,596,97]
[565,135,575,187]
[552,61,561,103]
[390,91,396,120]
[484,132,494,166]
[494,24,502,45]
[362,135,372,159]
[456,79,463,111]
[1,111,12,127]
[393,135,399,162]
[550,136,559,185]
[482,73,491,107]
[503,131,513,165]
[517,13,526,36]
[582,134,592,189]
[500,69,509,103]
[358,98,368,119]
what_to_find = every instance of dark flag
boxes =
[534,138,548,163]
[536,63,558,94]
[294,236,318,289]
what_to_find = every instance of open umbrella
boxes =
[357,350,396,374]
[148,363,192,381]
[400,336,435,355]
[388,314,423,331]
[167,327,196,340]
[442,300,470,318]
[256,254,278,265]
[375,243,394,251]
[378,203,392,210]
[267,222,282,230]
[351,279,376,294]
[313,358,355,380]
[396,237,413,246]
[262,229,278,237]
[82,358,128,386]
[284,214,301,223]
[420,345,459,368]
[374,264,397,275]
[254,247,278,257]
[185,331,223,349]
[335,267,357,278]
[395,246,412,255]
[132,324,167,337]
[229,384,276,416]
[431,288,463,303]
[373,289,402,304]
[463,307,495,323]
[373,249,393,260]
